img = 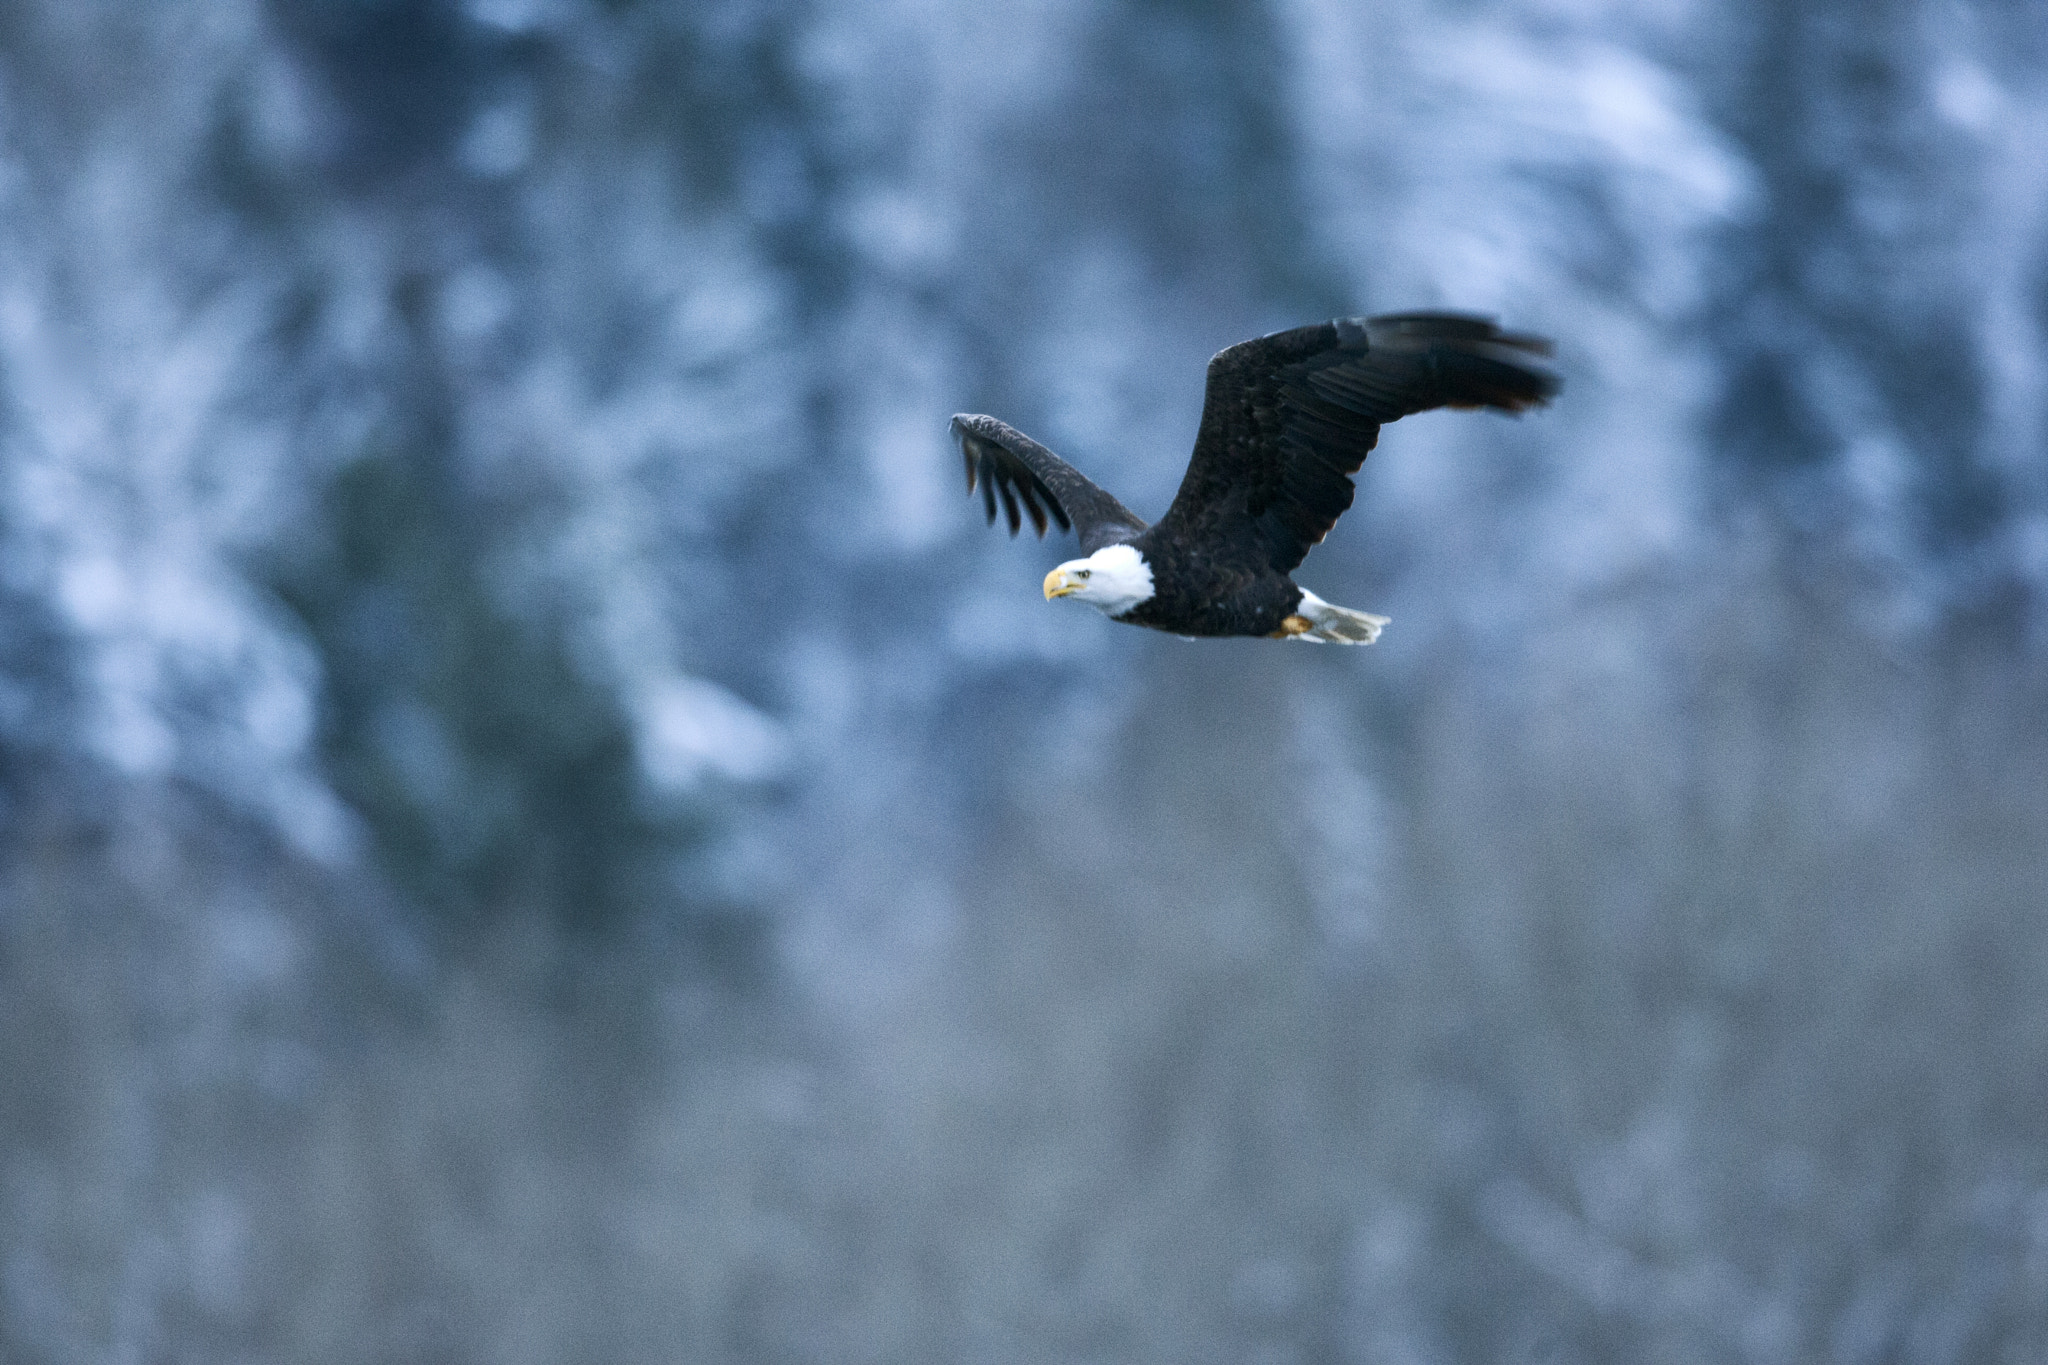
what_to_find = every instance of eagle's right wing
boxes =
[951,414,1149,554]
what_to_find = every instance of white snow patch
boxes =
[634,675,791,790]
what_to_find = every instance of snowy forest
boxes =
[3,1,2046,1361]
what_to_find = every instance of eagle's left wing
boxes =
[951,414,1149,554]
[1156,313,1558,575]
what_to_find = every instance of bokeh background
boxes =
[3,1,2046,1361]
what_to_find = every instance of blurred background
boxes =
[2,1,2045,1361]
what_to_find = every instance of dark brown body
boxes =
[1114,536,1302,637]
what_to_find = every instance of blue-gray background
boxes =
[3,2,2046,1362]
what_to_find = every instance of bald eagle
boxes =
[952,313,1557,643]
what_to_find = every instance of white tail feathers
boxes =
[1292,588,1389,645]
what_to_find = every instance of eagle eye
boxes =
[1077,569,1091,578]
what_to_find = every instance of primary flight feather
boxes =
[952,312,1558,643]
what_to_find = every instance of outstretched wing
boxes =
[1156,313,1558,575]
[951,414,1149,554]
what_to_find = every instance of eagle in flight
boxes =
[952,313,1557,643]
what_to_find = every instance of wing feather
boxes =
[951,414,1148,554]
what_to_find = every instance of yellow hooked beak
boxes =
[1044,567,1079,600]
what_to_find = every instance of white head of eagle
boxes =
[1043,543,1155,617]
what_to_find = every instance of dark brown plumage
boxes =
[953,312,1558,641]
